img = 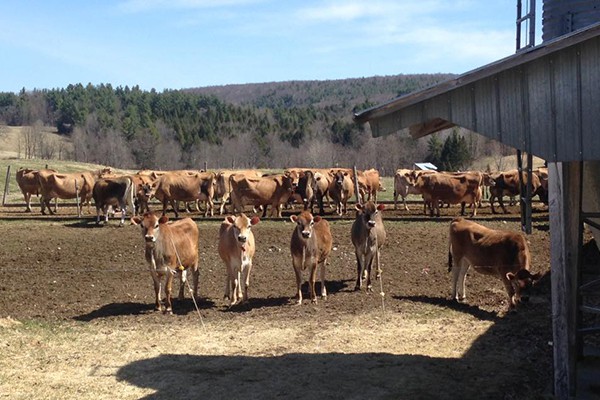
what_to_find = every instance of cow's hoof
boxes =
[354,286,361,292]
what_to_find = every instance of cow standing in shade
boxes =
[351,201,386,291]
[290,210,333,304]
[131,212,199,314]
[448,217,541,310]
[218,214,260,306]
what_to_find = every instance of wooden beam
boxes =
[550,161,581,398]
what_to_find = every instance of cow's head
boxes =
[138,183,155,201]
[226,214,260,251]
[334,171,348,187]
[284,170,300,189]
[506,269,542,307]
[290,211,321,239]
[355,201,385,229]
[131,212,169,245]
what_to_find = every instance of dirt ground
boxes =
[0,202,556,399]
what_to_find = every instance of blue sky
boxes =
[0,0,542,93]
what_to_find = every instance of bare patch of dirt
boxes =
[0,203,554,399]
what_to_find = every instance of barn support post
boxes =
[2,165,11,206]
[550,161,581,398]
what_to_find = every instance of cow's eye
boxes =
[309,220,314,226]
[154,223,159,229]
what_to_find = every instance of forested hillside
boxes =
[0,73,508,173]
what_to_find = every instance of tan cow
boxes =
[448,218,541,310]
[16,167,55,212]
[92,177,135,225]
[313,170,333,216]
[215,169,262,215]
[153,171,216,217]
[329,169,355,216]
[357,168,384,204]
[351,201,386,291]
[218,214,260,306]
[393,168,424,211]
[229,173,294,218]
[130,173,157,215]
[131,212,199,314]
[37,169,108,215]
[489,169,541,214]
[289,210,333,304]
[414,171,483,217]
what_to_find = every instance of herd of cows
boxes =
[12,165,547,313]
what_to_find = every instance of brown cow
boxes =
[414,171,483,217]
[329,169,355,216]
[393,168,425,211]
[313,170,333,216]
[218,214,260,306]
[289,210,333,304]
[489,169,541,214]
[130,173,157,215]
[92,177,135,225]
[448,218,541,309]
[215,169,262,215]
[131,212,199,314]
[153,171,216,217]
[16,167,56,212]
[229,173,294,218]
[351,201,386,291]
[37,169,108,215]
[357,168,384,204]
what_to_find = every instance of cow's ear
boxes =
[159,216,169,224]
[506,272,516,281]
[250,216,260,225]
[226,216,236,224]
[290,215,298,223]
[355,204,364,211]
[314,216,322,223]
[377,203,385,211]
[130,216,142,226]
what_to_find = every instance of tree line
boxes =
[0,74,507,173]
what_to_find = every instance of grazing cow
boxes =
[289,210,333,304]
[351,201,386,291]
[229,173,294,218]
[16,167,55,212]
[413,171,483,217]
[329,169,355,216]
[357,169,384,204]
[153,171,216,217]
[131,212,199,314]
[215,169,262,215]
[489,170,541,214]
[37,169,107,215]
[92,177,135,225]
[448,217,542,309]
[218,214,260,306]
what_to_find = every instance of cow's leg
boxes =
[455,260,470,301]
[171,200,180,218]
[364,251,375,292]
[150,271,163,312]
[500,274,517,309]
[120,202,127,225]
[375,248,382,279]
[178,269,187,301]
[242,261,252,303]
[233,270,242,305]
[317,193,325,216]
[292,260,303,305]
[24,193,32,212]
[309,262,318,303]
[500,196,509,214]
[490,195,498,214]
[319,260,328,299]
[207,197,214,217]
[223,269,231,301]
[164,272,174,314]
[354,251,364,291]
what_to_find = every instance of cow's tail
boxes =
[125,177,135,215]
[448,244,453,273]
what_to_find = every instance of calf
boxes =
[448,217,541,309]
[92,177,135,225]
[131,212,199,314]
[289,211,333,304]
[351,201,386,291]
[218,214,260,306]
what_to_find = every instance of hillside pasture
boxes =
[0,204,554,399]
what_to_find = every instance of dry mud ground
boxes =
[0,203,555,399]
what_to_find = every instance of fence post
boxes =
[2,165,11,206]
[75,179,81,218]
[353,165,361,205]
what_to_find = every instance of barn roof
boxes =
[354,22,600,162]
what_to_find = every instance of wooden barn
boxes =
[355,1,600,398]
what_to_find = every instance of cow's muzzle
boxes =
[301,230,311,239]
[238,235,247,243]
[144,235,156,243]
[367,220,376,228]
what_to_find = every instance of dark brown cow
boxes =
[229,173,294,218]
[15,167,56,212]
[153,171,216,217]
[92,177,135,225]
[218,213,260,306]
[329,169,355,216]
[289,210,333,304]
[413,171,483,217]
[489,169,541,214]
[448,218,541,310]
[351,201,386,291]
[131,213,199,314]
